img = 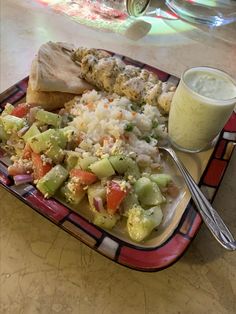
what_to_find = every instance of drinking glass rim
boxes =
[181,66,236,105]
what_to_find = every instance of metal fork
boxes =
[159,145,236,251]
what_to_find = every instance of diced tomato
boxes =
[74,181,85,194]
[106,181,127,215]
[70,169,98,185]
[22,143,32,160]
[67,178,85,196]
[31,152,52,180]
[11,103,31,118]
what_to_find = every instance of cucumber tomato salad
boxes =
[0,90,178,242]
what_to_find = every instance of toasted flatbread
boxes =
[26,82,77,111]
[29,41,93,94]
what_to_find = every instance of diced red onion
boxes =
[93,197,104,212]
[13,174,33,185]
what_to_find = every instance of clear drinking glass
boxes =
[165,0,236,27]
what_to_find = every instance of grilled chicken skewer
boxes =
[72,48,175,113]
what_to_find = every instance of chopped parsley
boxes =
[152,120,159,128]
[141,136,151,143]
[124,123,134,132]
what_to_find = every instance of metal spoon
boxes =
[159,145,236,251]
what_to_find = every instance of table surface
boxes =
[0,1,236,313]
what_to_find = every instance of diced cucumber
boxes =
[44,143,65,163]
[150,173,172,188]
[134,177,165,206]
[89,158,115,178]
[60,182,86,205]
[134,177,150,195]
[29,129,66,153]
[29,129,56,153]
[109,155,140,178]
[87,183,117,228]
[22,123,40,142]
[109,155,129,174]
[1,103,14,116]
[0,115,24,133]
[36,165,68,198]
[60,126,77,142]
[127,205,163,242]
[64,151,81,171]
[87,183,106,211]
[79,156,98,170]
[0,120,8,141]
[93,211,119,229]
[36,109,62,128]
[57,130,68,149]
[125,158,140,179]
[122,192,139,217]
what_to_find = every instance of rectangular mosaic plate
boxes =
[0,55,235,272]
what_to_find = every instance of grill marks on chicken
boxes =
[72,48,174,113]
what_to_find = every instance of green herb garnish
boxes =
[124,123,134,132]
[152,120,159,128]
[141,136,151,143]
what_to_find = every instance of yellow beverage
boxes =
[168,67,236,152]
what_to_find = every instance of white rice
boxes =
[69,90,167,167]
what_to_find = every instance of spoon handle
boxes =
[166,147,236,250]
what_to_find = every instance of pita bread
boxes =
[29,41,93,94]
[26,81,77,111]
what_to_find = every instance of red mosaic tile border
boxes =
[25,190,70,223]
